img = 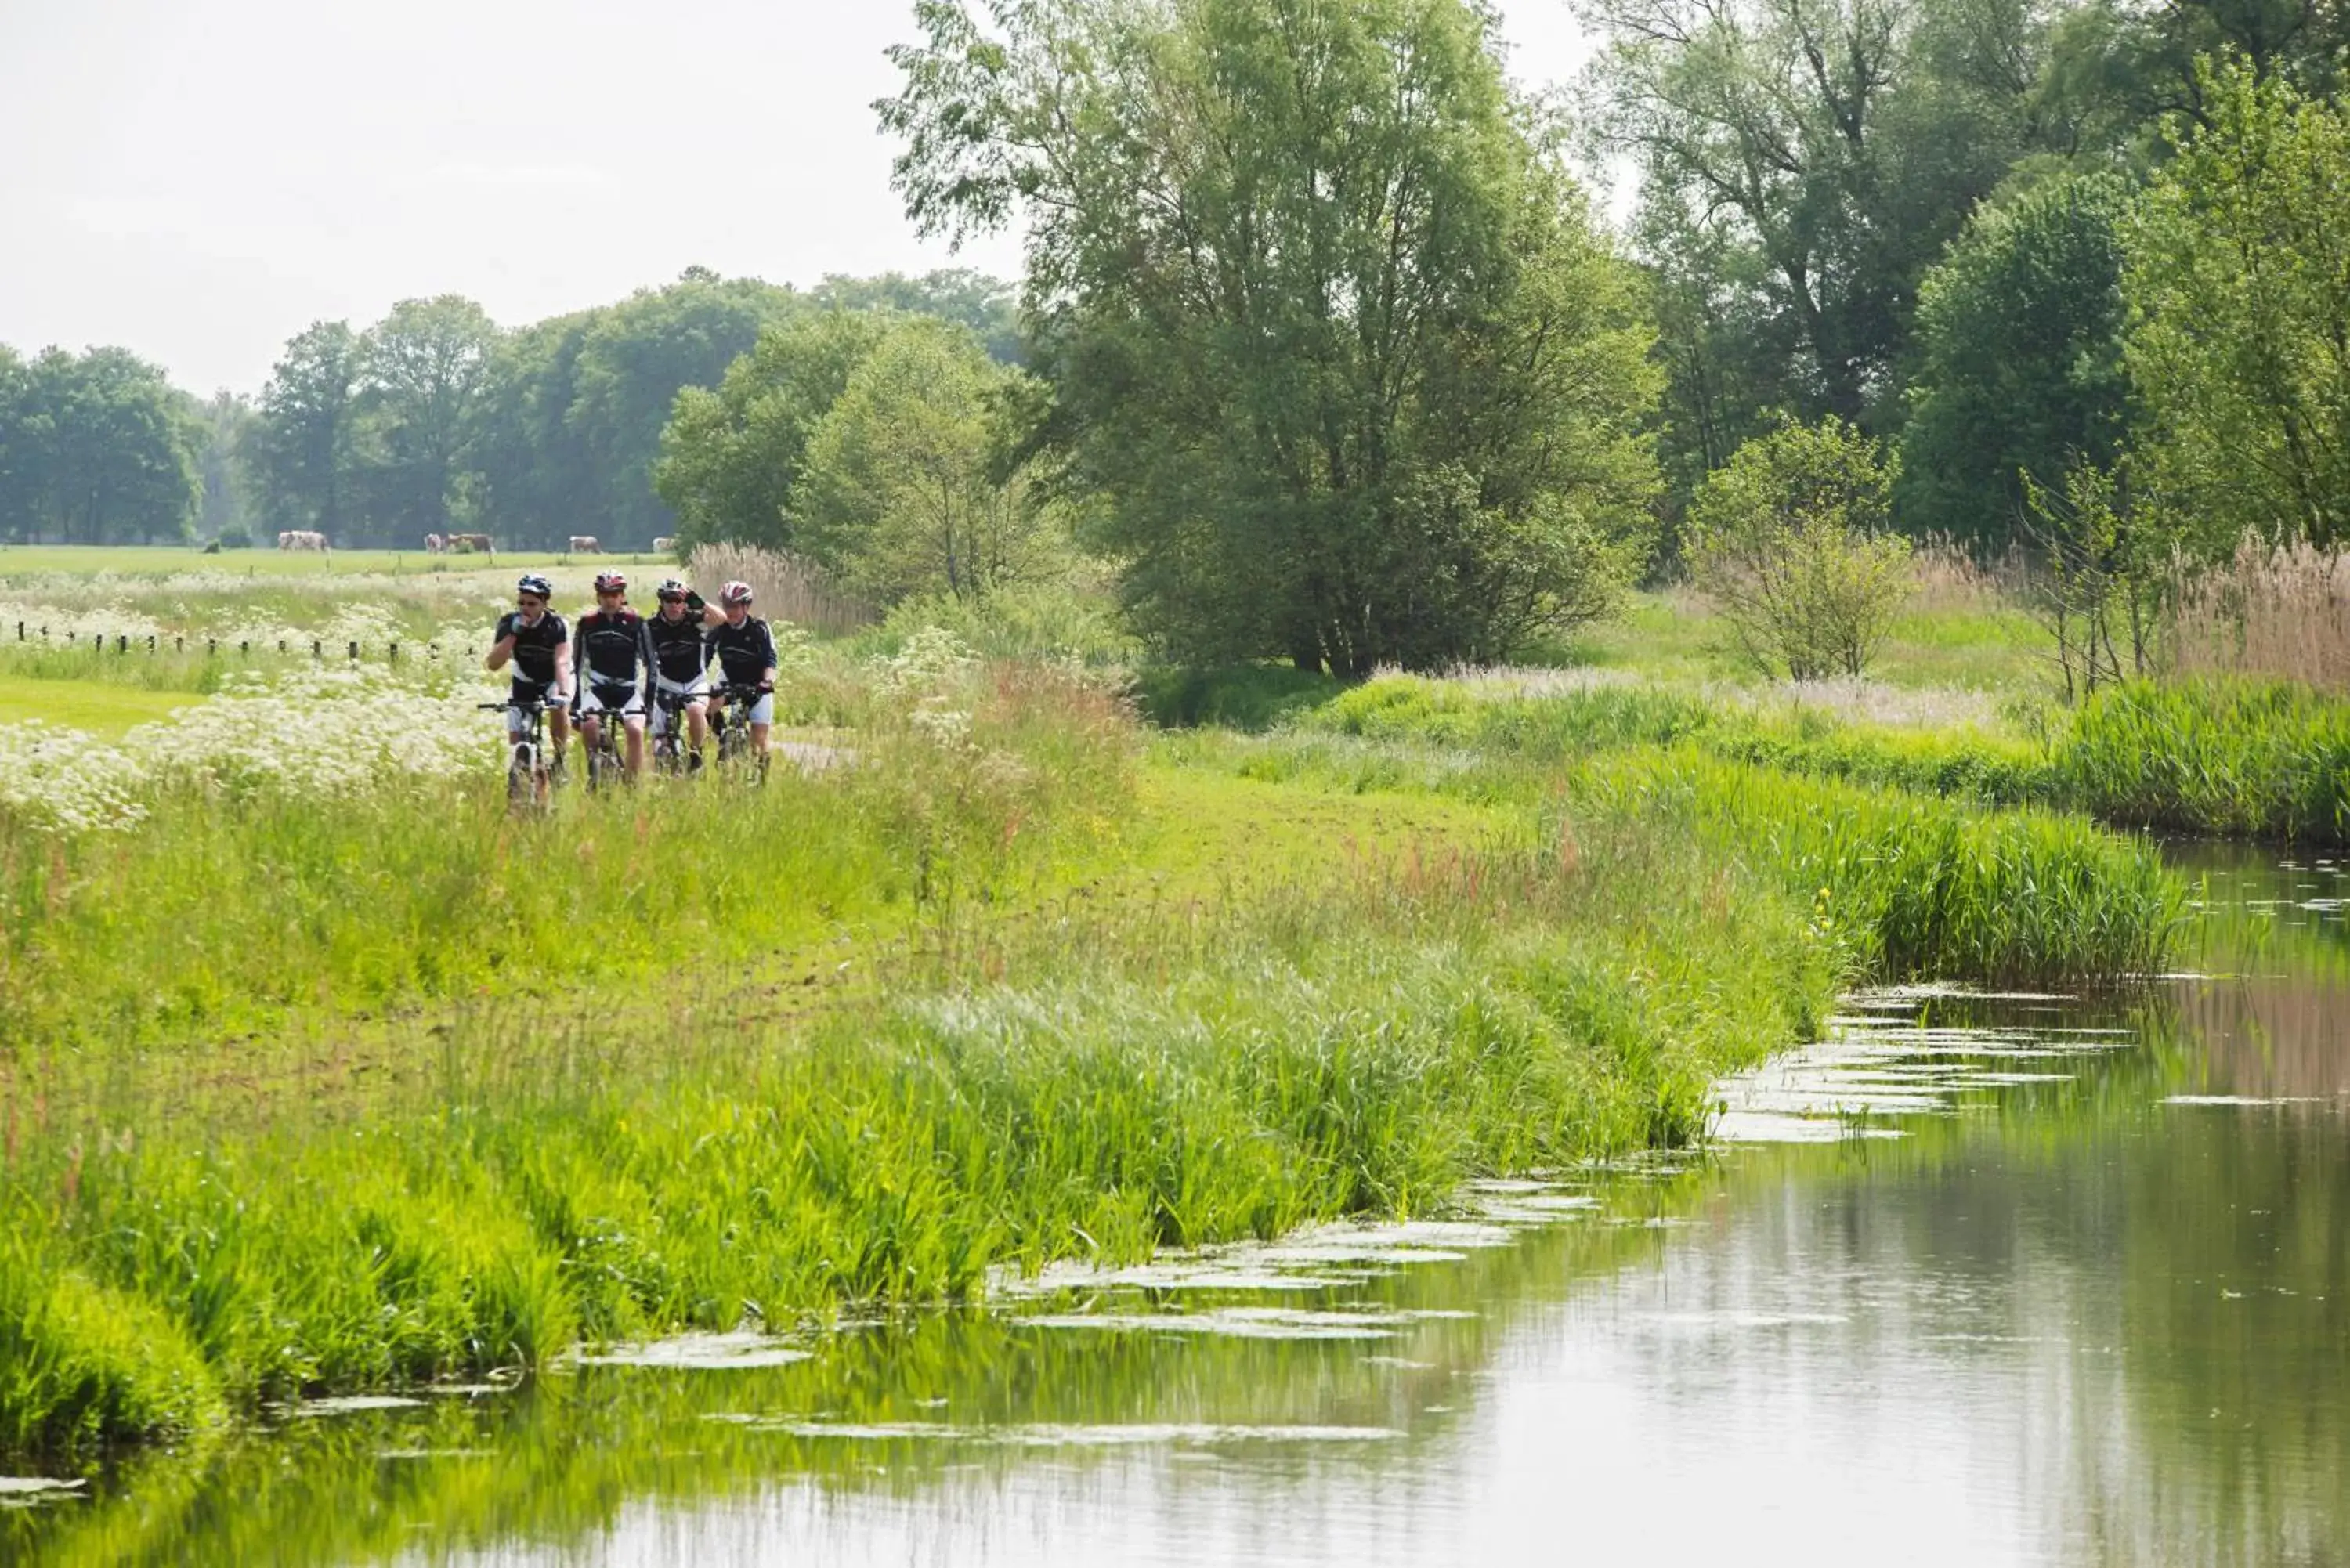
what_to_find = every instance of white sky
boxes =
[0,0,1593,395]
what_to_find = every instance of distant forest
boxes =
[0,269,1017,553]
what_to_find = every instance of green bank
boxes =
[0,663,2181,1461]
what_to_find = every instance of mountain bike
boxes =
[649,686,700,778]
[479,699,555,809]
[579,692,636,793]
[710,682,772,782]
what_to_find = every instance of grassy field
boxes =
[0,674,193,735]
[0,544,674,580]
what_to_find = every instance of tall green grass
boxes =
[0,665,1133,1053]
[0,652,2194,1461]
[2055,678,2350,842]
[0,800,1831,1460]
[1292,670,2350,846]
[1573,748,2183,983]
[1298,676,2050,804]
[1182,723,2182,986]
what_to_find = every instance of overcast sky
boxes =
[0,0,1593,395]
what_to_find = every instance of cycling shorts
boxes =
[714,688,775,726]
[649,677,709,737]
[576,680,644,720]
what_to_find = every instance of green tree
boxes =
[468,312,600,552]
[884,0,1662,673]
[1687,415,1912,678]
[0,345,33,542]
[359,295,500,544]
[799,316,1058,604]
[2034,0,2347,155]
[2124,63,2350,553]
[15,348,201,545]
[250,320,365,541]
[653,310,895,553]
[809,270,1023,363]
[1900,171,2132,544]
[1582,0,2059,477]
[564,273,804,549]
[186,389,258,542]
[472,273,801,551]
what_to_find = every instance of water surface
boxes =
[7,847,2345,1566]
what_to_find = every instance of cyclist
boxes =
[572,570,656,779]
[646,577,714,770]
[703,580,781,767]
[485,573,573,761]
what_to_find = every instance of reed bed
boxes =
[1296,676,2051,807]
[2172,540,2350,692]
[1292,669,2350,846]
[1571,749,2182,983]
[2055,678,2350,842]
[686,544,877,637]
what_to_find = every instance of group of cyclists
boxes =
[485,570,784,782]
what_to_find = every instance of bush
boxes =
[1131,665,1347,731]
[1687,417,1912,680]
[873,576,1139,665]
[215,524,252,550]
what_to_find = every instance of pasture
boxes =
[0,544,677,583]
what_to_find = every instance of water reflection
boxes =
[6,847,2345,1567]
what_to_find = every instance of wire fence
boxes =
[8,623,490,664]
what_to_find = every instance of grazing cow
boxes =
[651,536,678,554]
[277,530,327,551]
[449,533,494,555]
[425,533,447,555]
[569,536,602,554]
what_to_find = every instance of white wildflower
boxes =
[874,627,978,699]
[0,723,146,833]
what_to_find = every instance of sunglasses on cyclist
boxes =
[517,595,546,608]
[657,592,686,603]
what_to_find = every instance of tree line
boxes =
[16,0,2350,681]
[762,0,2348,674]
[0,269,1017,552]
[0,347,237,547]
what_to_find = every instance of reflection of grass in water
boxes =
[1834,985,2350,1564]
[4,1185,1697,1568]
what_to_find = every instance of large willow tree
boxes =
[882,0,1661,673]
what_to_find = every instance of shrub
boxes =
[1687,417,1913,680]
